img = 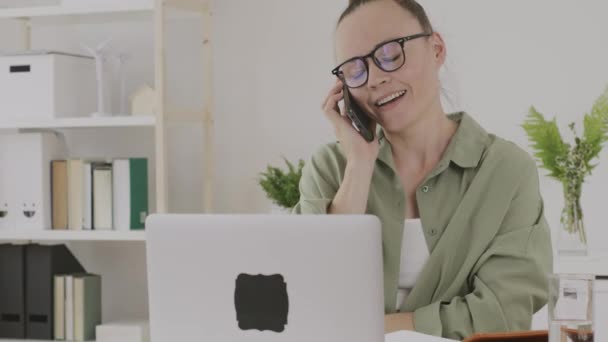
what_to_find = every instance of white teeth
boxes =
[376,90,406,106]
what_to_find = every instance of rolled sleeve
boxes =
[292,144,342,215]
[413,300,443,337]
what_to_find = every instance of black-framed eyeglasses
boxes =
[331,32,432,88]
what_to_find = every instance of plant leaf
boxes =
[258,158,306,208]
[521,106,568,179]
[582,85,608,164]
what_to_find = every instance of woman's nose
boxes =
[366,60,390,89]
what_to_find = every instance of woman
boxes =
[292,0,553,340]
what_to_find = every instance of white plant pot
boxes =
[270,203,291,215]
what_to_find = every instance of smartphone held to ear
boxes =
[342,84,375,142]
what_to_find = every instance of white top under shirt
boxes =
[395,218,430,311]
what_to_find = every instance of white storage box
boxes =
[0,51,96,120]
[96,321,150,342]
[0,132,67,230]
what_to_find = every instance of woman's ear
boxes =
[431,32,447,69]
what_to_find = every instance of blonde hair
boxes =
[338,0,434,34]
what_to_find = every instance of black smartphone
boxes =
[342,84,375,142]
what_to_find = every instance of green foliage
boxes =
[522,86,608,181]
[582,86,608,171]
[259,157,305,209]
[522,86,608,244]
[521,107,569,179]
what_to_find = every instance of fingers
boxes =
[321,79,344,110]
[322,80,346,124]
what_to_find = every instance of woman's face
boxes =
[335,0,446,133]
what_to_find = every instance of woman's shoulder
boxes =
[310,141,345,162]
[450,112,538,175]
[306,141,348,175]
[482,133,538,176]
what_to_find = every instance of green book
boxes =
[73,274,101,342]
[112,158,148,230]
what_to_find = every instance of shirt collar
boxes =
[376,112,490,170]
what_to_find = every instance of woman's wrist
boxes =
[329,159,375,214]
[385,312,415,333]
[346,158,376,176]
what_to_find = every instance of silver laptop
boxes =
[145,214,384,342]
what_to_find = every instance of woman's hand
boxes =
[385,312,415,333]
[322,79,380,166]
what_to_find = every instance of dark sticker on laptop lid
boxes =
[234,273,289,332]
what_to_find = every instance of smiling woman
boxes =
[292,0,553,340]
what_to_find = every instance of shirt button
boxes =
[422,185,430,193]
[429,228,438,236]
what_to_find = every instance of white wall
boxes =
[417,0,608,256]
[1,0,608,255]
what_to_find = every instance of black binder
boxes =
[0,244,26,338]
[25,244,85,339]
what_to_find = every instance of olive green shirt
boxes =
[292,112,553,340]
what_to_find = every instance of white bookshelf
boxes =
[0,115,155,130]
[0,0,215,213]
[0,1,154,19]
[0,340,81,342]
[0,229,146,242]
[0,0,206,24]
[0,0,214,337]
[0,0,210,19]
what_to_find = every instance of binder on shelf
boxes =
[13,132,67,231]
[24,243,85,339]
[113,158,148,230]
[0,135,16,231]
[0,244,26,338]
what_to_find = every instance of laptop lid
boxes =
[145,214,384,342]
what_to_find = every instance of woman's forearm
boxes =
[328,160,375,214]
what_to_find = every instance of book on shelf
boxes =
[53,275,65,340]
[51,160,68,230]
[54,273,102,341]
[65,274,74,340]
[74,274,102,341]
[67,159,84,230]
[50,158,149,232]
[113,158,148,231]
[83,161,93,230]
[92,162,113,230]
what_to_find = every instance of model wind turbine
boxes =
[82,38,112,117]
[115,52,130,116]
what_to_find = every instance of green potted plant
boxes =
[522,86,608,256]
[259,157,305,213]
